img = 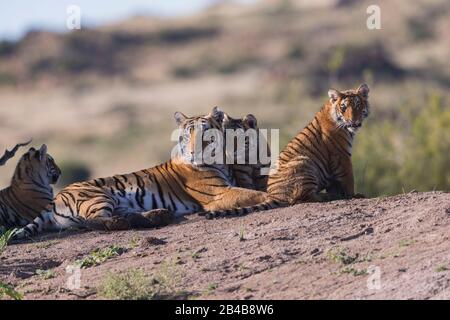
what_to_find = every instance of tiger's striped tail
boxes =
[202,199,283,219]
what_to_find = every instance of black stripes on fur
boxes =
[201,199,281,219]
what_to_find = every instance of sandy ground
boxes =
[1,191,449,300]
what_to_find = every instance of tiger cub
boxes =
[0,144,61,229]
[222,112,270,191]
[14,107,266,238]
[203,84,370,219]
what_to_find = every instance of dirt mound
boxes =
[1,191,449,300]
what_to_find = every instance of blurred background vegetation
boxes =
[0,0,448,197]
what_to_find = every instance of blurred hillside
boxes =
[0,0,449,196]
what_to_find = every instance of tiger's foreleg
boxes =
[331,168,366,199]
[325,167,365,199]
[84,216,130,231]
[140,209,174,228]
[204,187,267,212]
[85,209,174,231]
[123,209,174,229]
[13,207,61,239]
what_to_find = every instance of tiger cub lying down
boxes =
[14,107,266,239]
[0,144,61,229]
[203,84,370,219]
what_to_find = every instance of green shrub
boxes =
[99,269,155,300]
[99,262,183,300]
[353,94,450,196]
[400,95,450,191]
[0,230,22,300]
[75,245,126,269]
[0,229,15,255]
[0,283,23,300]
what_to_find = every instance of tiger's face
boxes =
[174,107,224,166]
[18,144,61,185]
[328,84,370,134]
[222,113,258,163]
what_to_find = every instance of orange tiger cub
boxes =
[204,84,370,219]
[14,107,266,238]
[0,144,61,229]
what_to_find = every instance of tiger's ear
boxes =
[174,111,187,125]
[328,89,341,103]
[243,114,258,129]
[37,144,47,161]
[209,106,224,123]
[357,83,369,99]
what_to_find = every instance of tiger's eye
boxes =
[340,104,347,112]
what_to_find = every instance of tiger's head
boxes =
[222,113,258,131]
[13,144,61,186]
[328,83,370,134]
[222,113,258,163]
[174,107,224,166]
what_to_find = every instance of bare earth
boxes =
[1,191,449,300]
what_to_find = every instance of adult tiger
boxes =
[203,84,370,219]
[0,144,61,229]
[222,112,270,191]
[14,107,266,238]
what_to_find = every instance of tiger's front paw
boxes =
[11,228,30,240]
[142,209,174,227]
